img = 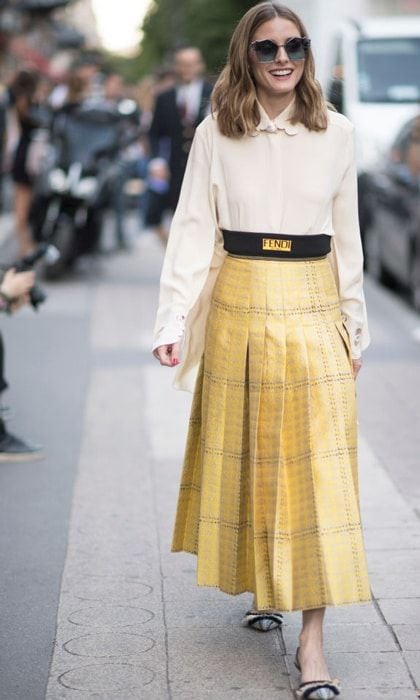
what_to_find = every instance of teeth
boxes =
[271,70,292,76]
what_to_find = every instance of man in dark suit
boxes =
[149,46,213,213]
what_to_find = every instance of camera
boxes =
[12,243,59,310]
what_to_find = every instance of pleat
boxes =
[247,262,272,608]
[195,262,253,592]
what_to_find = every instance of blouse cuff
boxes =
[341,314,365,360]
[152,313,185,352]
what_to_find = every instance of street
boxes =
[0,221,419,700]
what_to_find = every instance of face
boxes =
[249,17,306,100]
[174,49,204,84]
[405,141,420,177]
[105,74,124,100]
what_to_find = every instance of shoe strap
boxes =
[298,680,340,699]
[244,610,283,621]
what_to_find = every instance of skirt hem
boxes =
[171,547,373,613]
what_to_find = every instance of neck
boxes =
[179,78,200,86]
[256,90,295,120]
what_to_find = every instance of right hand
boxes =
[153,342,181,367]
[1,268,35,300]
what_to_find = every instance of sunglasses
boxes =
[249,37,311,63]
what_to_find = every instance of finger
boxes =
[156,345,173,367]
[22,272,35,285]
[170,341,181,366]
[10,298,25,312]
[352,361,362,378]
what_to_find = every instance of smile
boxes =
[269,69,293,78]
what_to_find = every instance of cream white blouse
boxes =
[152,96,370,392]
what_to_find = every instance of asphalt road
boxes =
[0,226,419,699]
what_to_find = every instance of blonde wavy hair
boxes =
[212,2,332,138]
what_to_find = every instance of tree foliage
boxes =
[110,0,257,82]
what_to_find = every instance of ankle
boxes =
[299,630,324,647]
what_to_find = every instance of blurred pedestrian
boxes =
[98,71,142,249]
[0,266,42,460]
[154,66,176,97]
[135,75,158,131]
[61,73,89,113]
[153,3,371,698]
[143,157,171,246]
[49,55,102,110]
[8,70,41,256]
[102,72,125,105]
[148,46,212,236]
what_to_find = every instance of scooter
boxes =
[31,99,140,279]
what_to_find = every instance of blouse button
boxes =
[266,123,277,133]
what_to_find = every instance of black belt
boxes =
[222,229,331,259]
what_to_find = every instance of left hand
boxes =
[10,293,31,313]
[352,358,362,378]
[1,268,35,299]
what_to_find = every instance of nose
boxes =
[275,46,289,62]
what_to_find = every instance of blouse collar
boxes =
[252,95,300,136]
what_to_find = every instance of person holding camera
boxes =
[0,267,43,461]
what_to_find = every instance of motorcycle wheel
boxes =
[43,214,75,280]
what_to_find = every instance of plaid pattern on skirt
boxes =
[172,254,371,612]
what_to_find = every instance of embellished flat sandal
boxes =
[294,647,341,699]
[241,610,283,632]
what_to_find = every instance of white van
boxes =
[326,16,420,171]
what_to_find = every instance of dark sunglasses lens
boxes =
[254,40,278,62]
[285,38,305,60]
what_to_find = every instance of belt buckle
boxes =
[262,237,292,252]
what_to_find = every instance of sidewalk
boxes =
[0,212,17,263]
[36,232,420,699]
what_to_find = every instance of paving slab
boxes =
[403,651,420,686]
[282,622,398,652]
[393,625,420,651]
[368,569,420,599]
[165,595,252,629]
[168,627,288,693]
[364,526,420,551]
[337,691,418,700]
[379,599,420,625]
[368,549,420,573]
[285,602,380,625]
[171,691,294,700]
[287,651,413,689]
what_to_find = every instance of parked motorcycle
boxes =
[31,99,140,278]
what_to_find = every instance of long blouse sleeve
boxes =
[329,124,370,359]
[152,121,217,351]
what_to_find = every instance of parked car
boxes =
[326,16,420,237]
[362,115,420,310]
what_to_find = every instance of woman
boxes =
[8,70,41,257]
[153,3,371,698]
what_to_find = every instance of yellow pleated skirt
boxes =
[172,254,371,612]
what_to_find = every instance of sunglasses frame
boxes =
[249,36,311,63]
